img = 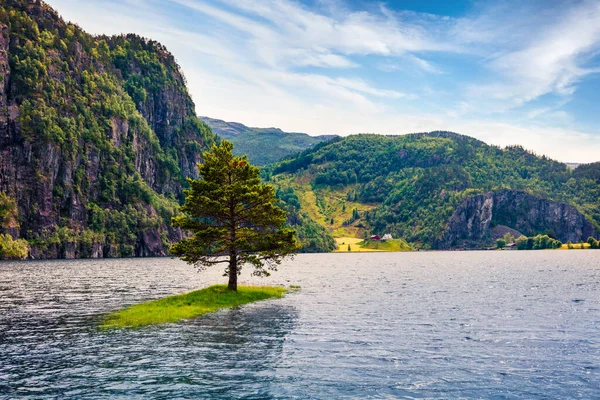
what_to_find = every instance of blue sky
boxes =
[46,0,600,162]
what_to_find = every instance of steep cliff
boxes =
[106,35,215,195]
[0,1,216,258]
[440,190,597,248]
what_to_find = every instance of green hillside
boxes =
[359,238,412,252]
[266,132,600,249]
[200,117,336,165]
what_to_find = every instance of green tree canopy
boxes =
[171,140,299,290]
[0,192,18,228]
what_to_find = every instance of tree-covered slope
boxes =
[0,0,216,258]
[200,116,336,165]
[266,132,600,249]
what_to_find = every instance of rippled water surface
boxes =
[1,251,599,399]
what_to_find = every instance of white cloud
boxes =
[454,120,598,163]
[44,0,600,163]
[332,78,407,99]
[173,0,455,63]
[463,0,600,111]
[404,54,443,74]
[378,54,443,75]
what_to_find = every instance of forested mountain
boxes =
[266,132,600,249]
[0,0,338,259]
[0,0,217,258]
[200,116,336,165]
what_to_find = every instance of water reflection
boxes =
[91,304,298,399]
[2,303,297,399]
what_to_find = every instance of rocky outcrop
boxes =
[439,189,597,249]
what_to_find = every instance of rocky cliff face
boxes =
[106,35,215,195]
[440,189,597,248]
[0,1,216,258]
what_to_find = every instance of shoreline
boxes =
[1,246,598,263]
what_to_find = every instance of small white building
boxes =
[382,234,393,240]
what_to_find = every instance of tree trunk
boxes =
[228,254,237,291]
[227,180,237,291]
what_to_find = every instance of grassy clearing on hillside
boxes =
[359,239,413,252]
[334,237,383,252]
[273,176,375,238]
[100,285,287,328]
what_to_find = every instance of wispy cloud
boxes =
[169,0,456,76]
[45,0,600,162]
[209,0,455,54]
[463,0,600,110]
[378,55,443,75]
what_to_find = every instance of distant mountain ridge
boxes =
[200,117,337,165]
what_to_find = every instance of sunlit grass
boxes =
[334,237,413,252]
[559,243,590,250]
[273,175,374,238]
[334,237,383,252]
[358,238,413,252]
[100,284,287,329]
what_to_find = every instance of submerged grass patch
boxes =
[100,284,287,329]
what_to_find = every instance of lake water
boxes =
[1,251,599,399]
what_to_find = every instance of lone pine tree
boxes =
[171,141,299,291]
